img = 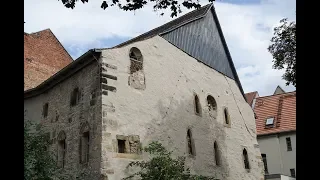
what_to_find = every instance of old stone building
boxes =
[24,4,264,180]
[24,28,73,90]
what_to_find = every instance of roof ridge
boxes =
[29,28,51,34]
[112,3,213,48]
[257,91,296,99]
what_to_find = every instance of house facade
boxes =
[24,29,73,90]
[246,88,296,180]
[24,4,264,180]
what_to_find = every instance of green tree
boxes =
[24,121,58,180]
[123,141,218,180]
[24,120,86,180]
[58,0,216,18]
[268,18,296,87]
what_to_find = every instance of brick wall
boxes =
[24,29,73,90]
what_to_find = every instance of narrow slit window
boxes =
[187,129,195,156]
[70,87,80,106]
[43,103,49,118]
[243,149,250,170]
[80,131,89,164]
[194,95,201,115]
[261,154,268,174]
[58,139,66,168]
[57,131,66,168]
[214,141,220,166]
[79,122,90,164]
[90,89,97,106]
[224,108,230,125]
[286,137,292,151]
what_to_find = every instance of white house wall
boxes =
[100,35,264,180]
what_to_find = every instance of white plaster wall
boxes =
[258,132,296,177]
[100,36,264,180]
[279,133,296,177]
[258,135,283,175]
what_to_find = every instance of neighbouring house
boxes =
[24,28,73,90]
[245,91,259,109]
[24,4,264,180]
[245,87,296,180]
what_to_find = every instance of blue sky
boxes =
[24,0,296,96]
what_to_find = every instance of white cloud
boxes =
[24,0,296,96]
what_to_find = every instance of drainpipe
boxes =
[276,134,284,174]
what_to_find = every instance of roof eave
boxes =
[113,3,213,48]
[257,129,296,137]
[210,6,247,101]
[24,49,101,99]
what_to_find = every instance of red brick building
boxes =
[24,29,73,90]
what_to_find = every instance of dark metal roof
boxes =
[24,3,246,101]
[113,3,246,100]
[115,3,212,48]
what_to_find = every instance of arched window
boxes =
[214,141,220,166]
[187,129,195,156]
[57,131,66,168]
[224,108,230,125]
[80,122,90,164]
[243,148,250,169]
[129,47,143,74]
[207,95,217,118]
[194,94,201,115]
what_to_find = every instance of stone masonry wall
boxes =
[99,36,264,180]
[24,61,102,180]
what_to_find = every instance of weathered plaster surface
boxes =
[100,36,264,180]
[24,35,264,180]
[24,62,102,179]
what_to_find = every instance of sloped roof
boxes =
[113,3,245,100]
[24,29,73,90]
[115,3,212,48]
[24,3,245,101]
[273,85,286,95]
[245,91,258,106]
[254,91,296,136]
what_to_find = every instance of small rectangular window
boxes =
[286,137,292,151]
[290,168,295,177]
[70,87,80,107]
[261,154,268,174]
[265,117,274,125]
[43,103,49,118]
[118,140,126,153]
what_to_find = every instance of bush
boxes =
[123,141,218,180]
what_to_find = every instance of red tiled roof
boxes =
[245,91,258,106]
[24,29,73,90]
[254,91,296,135]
